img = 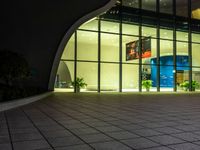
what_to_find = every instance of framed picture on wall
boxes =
[126,37,151,61]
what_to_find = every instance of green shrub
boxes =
[142,80,153,92]
[180,80,199,91]
[0,50,32,101]
[0,50,30,87]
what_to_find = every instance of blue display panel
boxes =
[151,55,189,87]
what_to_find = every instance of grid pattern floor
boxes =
[1,92,200,150]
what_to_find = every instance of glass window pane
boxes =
[101,63,119,91]
[101,21,119,33]
[160,40,173,91]
[79,18,98,31]
[160,40,173,56]
[142,64,157,92]
[122,0,139,8]
[192,1,200,20]
[122,12,139,23]
[192,67,200,91]
[142,0,156,12]
[160,29,173,40]
[77,62,98,91]
[192,33,200,43]
[176,42,188,59]
[55,61,74,92]
[61,34,74,60]
[150,38,157,60]
[159,58,174,91]
[142,38,157,64]
[176,42,189,89]
[147,62,157,91]
[160,0,172,14]
[101,33,119,62]
[122,23,139,35]
[142,26,157,38]
[176,0,188,17]
[177,42,189,70]
[192,43,200,67]
[122,35,139,64]
[176,31,188,42]
[122,64,139,92]
[77,31,98,61]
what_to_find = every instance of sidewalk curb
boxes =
[0,92,53,112]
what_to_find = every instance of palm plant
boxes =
[71,77,87,92]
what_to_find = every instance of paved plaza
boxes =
[1,92,200,150]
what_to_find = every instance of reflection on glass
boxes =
[142,0,156,12]
[176,0,188,17]
[160,0,172,14]
[122,0,139,8]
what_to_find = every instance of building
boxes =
[1,0,113,94]
[2,0,200,95]
[56,0,200,92]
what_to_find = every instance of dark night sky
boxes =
[0,0,110,90]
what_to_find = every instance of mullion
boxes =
[98,19,101,93]
[188,0,192,91]
[138,0,142,92]
[74,31,77,93]
[173,0,177,92]
[156,0,160,92]
[119,3,123,92]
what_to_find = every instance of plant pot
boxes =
[183,87,188,91]
[75,87,80,93]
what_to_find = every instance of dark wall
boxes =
[1,0,110,90]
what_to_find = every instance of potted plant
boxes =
[180,80,199,91]
[180,81,189,91]
[71,77,87,92]
[142,80,153,92]
[192,80,200,91]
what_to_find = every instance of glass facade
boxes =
[55,0,200,92]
